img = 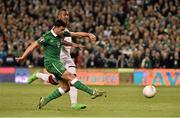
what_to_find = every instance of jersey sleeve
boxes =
[63,31,71,37]
[36,36,47,46]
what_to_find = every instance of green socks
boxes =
[44,88,63,104]
[71,79,94,95]
[43,79,94,106]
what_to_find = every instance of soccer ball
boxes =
[143,85,157,98]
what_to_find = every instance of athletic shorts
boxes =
[45,59,66,81]
[61,57,76,74]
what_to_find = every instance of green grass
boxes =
[0,83,180,117]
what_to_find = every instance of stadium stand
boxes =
[0,0,179,68]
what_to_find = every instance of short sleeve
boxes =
[36,36,47,46]
[63,31,71,37]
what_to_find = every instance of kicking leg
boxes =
[50,75,87,109]
[46,73,87,110]
[62,70,106,99]
[38,79,70,109]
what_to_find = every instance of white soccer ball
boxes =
[143,85,157,98]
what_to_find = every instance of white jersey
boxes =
[60,28,76,74]
[60,28,72,59]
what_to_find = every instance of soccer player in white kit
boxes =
[28,9,87,110]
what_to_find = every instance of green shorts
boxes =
[45,60,66,81]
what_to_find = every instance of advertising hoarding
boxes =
[77,69,119,85]
[134,69,180,86]
[0,67,15,82]
[15,68,29,84]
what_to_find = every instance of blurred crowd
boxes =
[0,0,179,68]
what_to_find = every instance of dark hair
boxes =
[54,19,67,27]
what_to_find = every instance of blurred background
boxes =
[0,0,179,69]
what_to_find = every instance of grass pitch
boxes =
[0,83,180,117]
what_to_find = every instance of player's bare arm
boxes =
[62,40,85,49]
[15,41,40,62]
[70,32,96,41]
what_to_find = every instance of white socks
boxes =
[35,72,50,82]
[69,86,78,105]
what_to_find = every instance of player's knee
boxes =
[67,73,75,80]
[62,86,70,93]
[62,71,75,81]
[65,86,70,92]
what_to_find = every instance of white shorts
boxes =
[61,57,76,75]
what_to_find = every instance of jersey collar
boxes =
[51,28,58,37]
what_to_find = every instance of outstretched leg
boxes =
[38,79,69,109]
[62,70,106,99]
[31,68,87,109]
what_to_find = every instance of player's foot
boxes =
[71,103,87,110]
[38,97,48,109]
[27,71,38,84]
[91,89,106,99]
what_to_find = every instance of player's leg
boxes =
[27,70,39,84]
[38,74,105,109]
[67,66,86,110]
[69,87,86,110]
[28,68,58,84]
[38,79,70,109]
[66,65,77,105]
[28,68,49,84]
[61,70,106,99]
[38,60,106,109]
[35,68,51,82]
[38,60,70,109]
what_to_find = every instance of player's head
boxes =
[53,19,67,35]
[58,8,69,24]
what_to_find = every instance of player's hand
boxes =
[88,33,96,41]
[15,57,25,63]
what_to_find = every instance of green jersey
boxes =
[36,29,70,78]
[37,29,70,63]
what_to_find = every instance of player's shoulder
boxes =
[42,31,52,38]
[43,31,52,36]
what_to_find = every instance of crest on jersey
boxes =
[57,42,61,48]
[39,37,45,43]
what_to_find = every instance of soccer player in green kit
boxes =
[16,19,106,109]
[28,9,87,110]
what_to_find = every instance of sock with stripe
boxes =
[71,78,94,95]
[44,87,65,104]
